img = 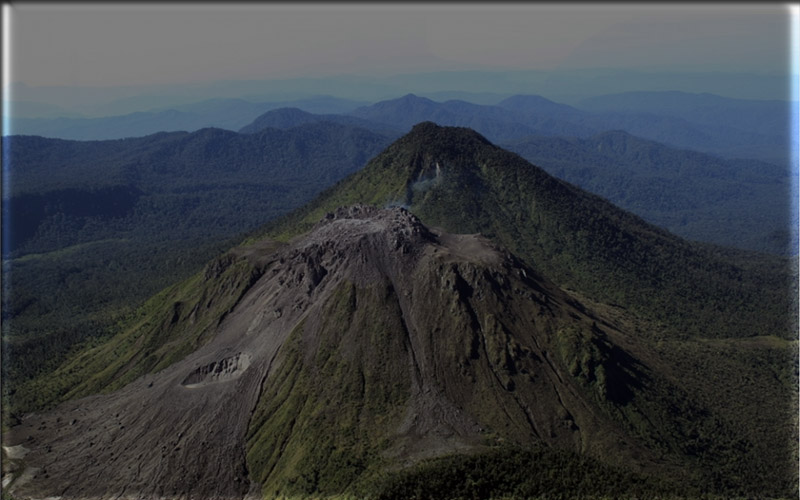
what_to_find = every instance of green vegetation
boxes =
[4,122,796,499]
[2,237,233,388]
[6,251,263,416]
[237,123,797,498]
[360,447,694,500]
[246,280,412,498]
[1,122,391,403]
[652,336,800,496]
[255,122,796,341]
[553,323,784,496]
[503,130,794,255]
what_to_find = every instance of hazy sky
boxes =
[4,3,795,89]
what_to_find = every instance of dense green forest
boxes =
[4,122,392,257]
[361,447,691,499]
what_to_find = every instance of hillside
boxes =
[502,130,796,255]
[237,104,794,255]
[260,122,796,341]
[578,91,792,138]
[5,206,796,499]
[1,122,393,393]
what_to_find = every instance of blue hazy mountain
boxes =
[578,91,791,137]
[503,130,796,255]
[575,91,795,164]
[164,96,368,117]
[7,96,370,141]
[10,88,792,166]
[238,107,401,138]
[349,94,544,142]
[6,69,788,125]
[349,92,793,165]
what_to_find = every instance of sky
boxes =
[4,3,794,85]
[1,2,798,112]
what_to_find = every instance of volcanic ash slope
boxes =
[7,205,658,499]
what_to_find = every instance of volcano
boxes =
[4,205,693,498]
[4,124,796,499]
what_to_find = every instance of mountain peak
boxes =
[307,203,435,256]
[399,92,424,101]
[9,203,610,498]
[319,203,423,229]
[351,93,439,119]
[497,94,579,116]
[404,121,493,147]
[238,107,315,133]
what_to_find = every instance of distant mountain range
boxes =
[575,91,795,163]
[578,90,791,137]
[6,68,789,117]
[238,107,401,138]
[347,93,794,165]
[6,125,796,500]
[7,96,369,141]
[9,91,794,168]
